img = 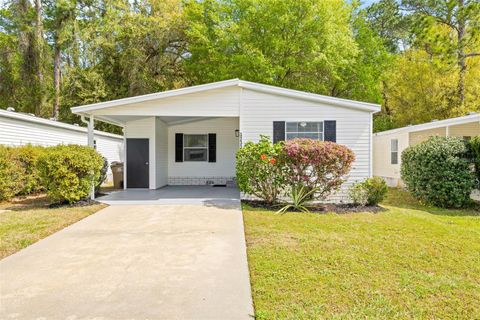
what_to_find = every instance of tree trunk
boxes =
[53,45,61,119]
[34,0,44,116]
[457,0,466,107]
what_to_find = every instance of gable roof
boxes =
[373,113,480,137]
[71,79,381,114]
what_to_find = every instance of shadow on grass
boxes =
[381,188,480,217]
[0,194,50,211]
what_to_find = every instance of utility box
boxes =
[110,162,124,189]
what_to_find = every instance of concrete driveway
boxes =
[0,200,253,319]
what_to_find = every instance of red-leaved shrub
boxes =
[282,138,355,200]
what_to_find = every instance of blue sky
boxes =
[360,0,380,7]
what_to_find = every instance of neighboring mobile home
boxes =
[373,113,480,187]
[0,108,124,179]
[71,79,380,202]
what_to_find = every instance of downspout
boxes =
[81,114,95,200]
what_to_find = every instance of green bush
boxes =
[0,146,24,200]
[469,136,480,188]
[349,177,388,206]
[10,145,45,195]
[37,145,105,204]
[236,136,285,204]
[401,136,475,208]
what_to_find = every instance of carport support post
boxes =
[88,115,95,200]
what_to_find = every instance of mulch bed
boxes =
[242,200,385,214]
[49,198,101,208]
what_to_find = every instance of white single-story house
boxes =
[373,113,480,187]
[71,79,380,201]
[0,108,124,179]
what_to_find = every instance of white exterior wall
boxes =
[168,117,239,184]
[372,131,409,187]
[124,117,156,189]
[155,118,168,188]
[93,87,241,117]
[240,89,373,202]
[112,86,376,201]
[0,112,124,177]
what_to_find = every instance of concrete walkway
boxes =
[0,201,253,319]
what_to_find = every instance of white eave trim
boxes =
[373,113,480,137]
[0,109,123,139]
[71,78,381,114]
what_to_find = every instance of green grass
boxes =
[0,196,105,259]
[243,188,480,319]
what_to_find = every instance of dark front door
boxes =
[127,138,149,188]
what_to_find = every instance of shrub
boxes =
[469,136,480,188]
[236,136,284,204]
[282,138,355,201]
[401,136,475,208]
[10,145,45,195]
[349,177,388,206]
[37,145,105,204]
[0,146,24,200]
[349,182,369,206]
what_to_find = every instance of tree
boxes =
[366,0,412,52]
[184,0,360,98]
[383,49,479,127]
[403,0,480,107]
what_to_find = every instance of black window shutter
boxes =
[208,133,216,162]
[273,121,285,143]
[175,133,183,162]
[324,120,336,142]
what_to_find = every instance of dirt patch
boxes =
[242,200,385,214]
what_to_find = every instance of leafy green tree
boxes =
[403,0,480,106]
[184,0,361,98]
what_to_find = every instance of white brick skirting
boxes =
[168,176,236,186]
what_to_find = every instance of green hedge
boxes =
[0,146,24,200]
[401,136,475,208]
[10,145,45,195]
[0,144,105,204]
[469,136,480,188]
[37,145,105,204]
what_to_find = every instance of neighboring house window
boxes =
[391,139,398,165]
[463,136,471,141]
[184,134,208,161]
[286,121,324,140]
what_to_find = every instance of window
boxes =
[184,134,208,161]
[463,136,472,141]
[391,139,398,165]
[286,122,324,140]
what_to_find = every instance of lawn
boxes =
[0,196,105,259]
[243,188,480,319]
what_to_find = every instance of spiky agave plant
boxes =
[276,184,319,214]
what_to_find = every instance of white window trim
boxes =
[285,121,324,141]
[391,139,398,165]
[183,134,208,162]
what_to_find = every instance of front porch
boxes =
[97,185,240,205]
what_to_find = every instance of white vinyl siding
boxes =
[239,89,372,202]
[92,87,241,117]
[0,111,124,178]
[155,118,168,188]
[168,118,239,177]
